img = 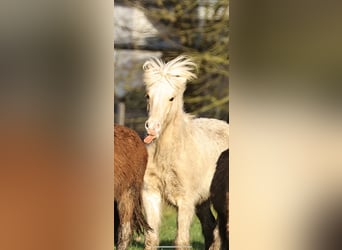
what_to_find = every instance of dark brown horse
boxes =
[210,149,229,250]
[114,124,150,250]
[305,197,342,250]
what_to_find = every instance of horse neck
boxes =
[159,109,186,145]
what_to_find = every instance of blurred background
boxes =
[0,1,113,250]
[114,0,229,136]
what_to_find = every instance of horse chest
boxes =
[156,162,184,204]
[148,145,193,204]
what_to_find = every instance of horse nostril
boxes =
[145,121,149,129]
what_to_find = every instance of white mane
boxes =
[142,55,197,92]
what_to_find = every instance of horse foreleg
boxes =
[142,189,161,250]
[196,200,219,250]
[217,214,228,250]
[117,221,132,250]
[175,201,195,250]
[117,193,134,250]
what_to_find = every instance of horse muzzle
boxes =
[144,119,161,144]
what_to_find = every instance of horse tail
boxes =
[132,187,152,235]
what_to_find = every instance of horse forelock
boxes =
[143,56,197,92]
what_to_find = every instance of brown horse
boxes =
[114,124,150,250]
[210,149,229,250]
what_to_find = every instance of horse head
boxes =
[142,55,197,144]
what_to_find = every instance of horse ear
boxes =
[142,57,165,88]
[142,57,163,72]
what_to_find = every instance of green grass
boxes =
[126,204,205,250]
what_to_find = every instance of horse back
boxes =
[114,124,148,199]
[191,118,229,148]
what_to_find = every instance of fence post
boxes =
[118,101,125,125]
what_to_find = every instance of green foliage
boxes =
[142,0,229,120]
[117,0,229,122]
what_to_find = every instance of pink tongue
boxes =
[144,135,156,144]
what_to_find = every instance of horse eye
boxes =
[169,97,174,101]
[145,94,149,99]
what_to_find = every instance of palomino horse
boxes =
[114,124,150,250]
[210,149,229,250]
[142,56,229,250]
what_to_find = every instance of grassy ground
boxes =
[124,204,205,250]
